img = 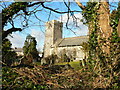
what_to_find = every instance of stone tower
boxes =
[44,20,63,57]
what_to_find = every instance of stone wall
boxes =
[50,46,86,63]
[44,20,63,57]
[43,20,87,65]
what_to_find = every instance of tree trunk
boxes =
[98,1,112,53]
[117,19,120,37]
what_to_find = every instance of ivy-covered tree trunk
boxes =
[118,19,120,37]
[82,1,112,56]
[79,1,120,88]
[98,1,112,54]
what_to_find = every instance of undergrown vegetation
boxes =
[2,65,94,89]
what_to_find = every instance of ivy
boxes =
[81,2,120,88]
[110,2,120,43]
[82,2,99,61]
[2,67,48,89]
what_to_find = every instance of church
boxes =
[43,20,89,63]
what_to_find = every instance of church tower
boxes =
[44,20,63,57]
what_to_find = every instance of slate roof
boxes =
[53,36,89,47]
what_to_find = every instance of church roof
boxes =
[54,36,89,47]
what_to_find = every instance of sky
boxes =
[0,0,120,2]
[1,1,119,52]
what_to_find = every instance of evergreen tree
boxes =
[23,35,39,62]
[2,38,17,66]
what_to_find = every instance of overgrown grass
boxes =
[2,66,90,89]
[55,61,82,70]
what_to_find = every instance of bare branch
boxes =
[74,0,86,10]
[2,28,22,40]
[48,11,51,21]
[41,2,81,14]
[27,2,42,7]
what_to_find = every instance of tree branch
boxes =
[74,0,86,10]
[2,2,29,28]
[27,2,41,7]
[41,2,81,14]
[2,2,82,39]
[2,28,22,40]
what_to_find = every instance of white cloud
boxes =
[7,29,45,52]
[7,32,25,48]
[58,13,88,36]
[30,29,45,51]
[59,13,83,26]
[75,25,89,36]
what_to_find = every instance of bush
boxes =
[2,67,48,89]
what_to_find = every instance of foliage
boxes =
[2,2,29,39]
[82,2,99,63]
[2,67,47,89]
[2,65,93,89]
[2,38,17,66]
[2,1,120,89]
[82,2,98,24]
[80,42,89,53]
[23,35,39,61]
[110,2,120,43]
[61,53,71,63]
[81,2,120,89]
[2,2,28,27]
[59,49,71,63]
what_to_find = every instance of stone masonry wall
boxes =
[44,20,63,57]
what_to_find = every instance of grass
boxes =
[55,61,82,70]
[34,60,82,70]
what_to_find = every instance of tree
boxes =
[2,38,17,66]
[74,1,120,58]
[23,35,39,62]
[1,1,80,40]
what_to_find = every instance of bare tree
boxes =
[1,1,81,40]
